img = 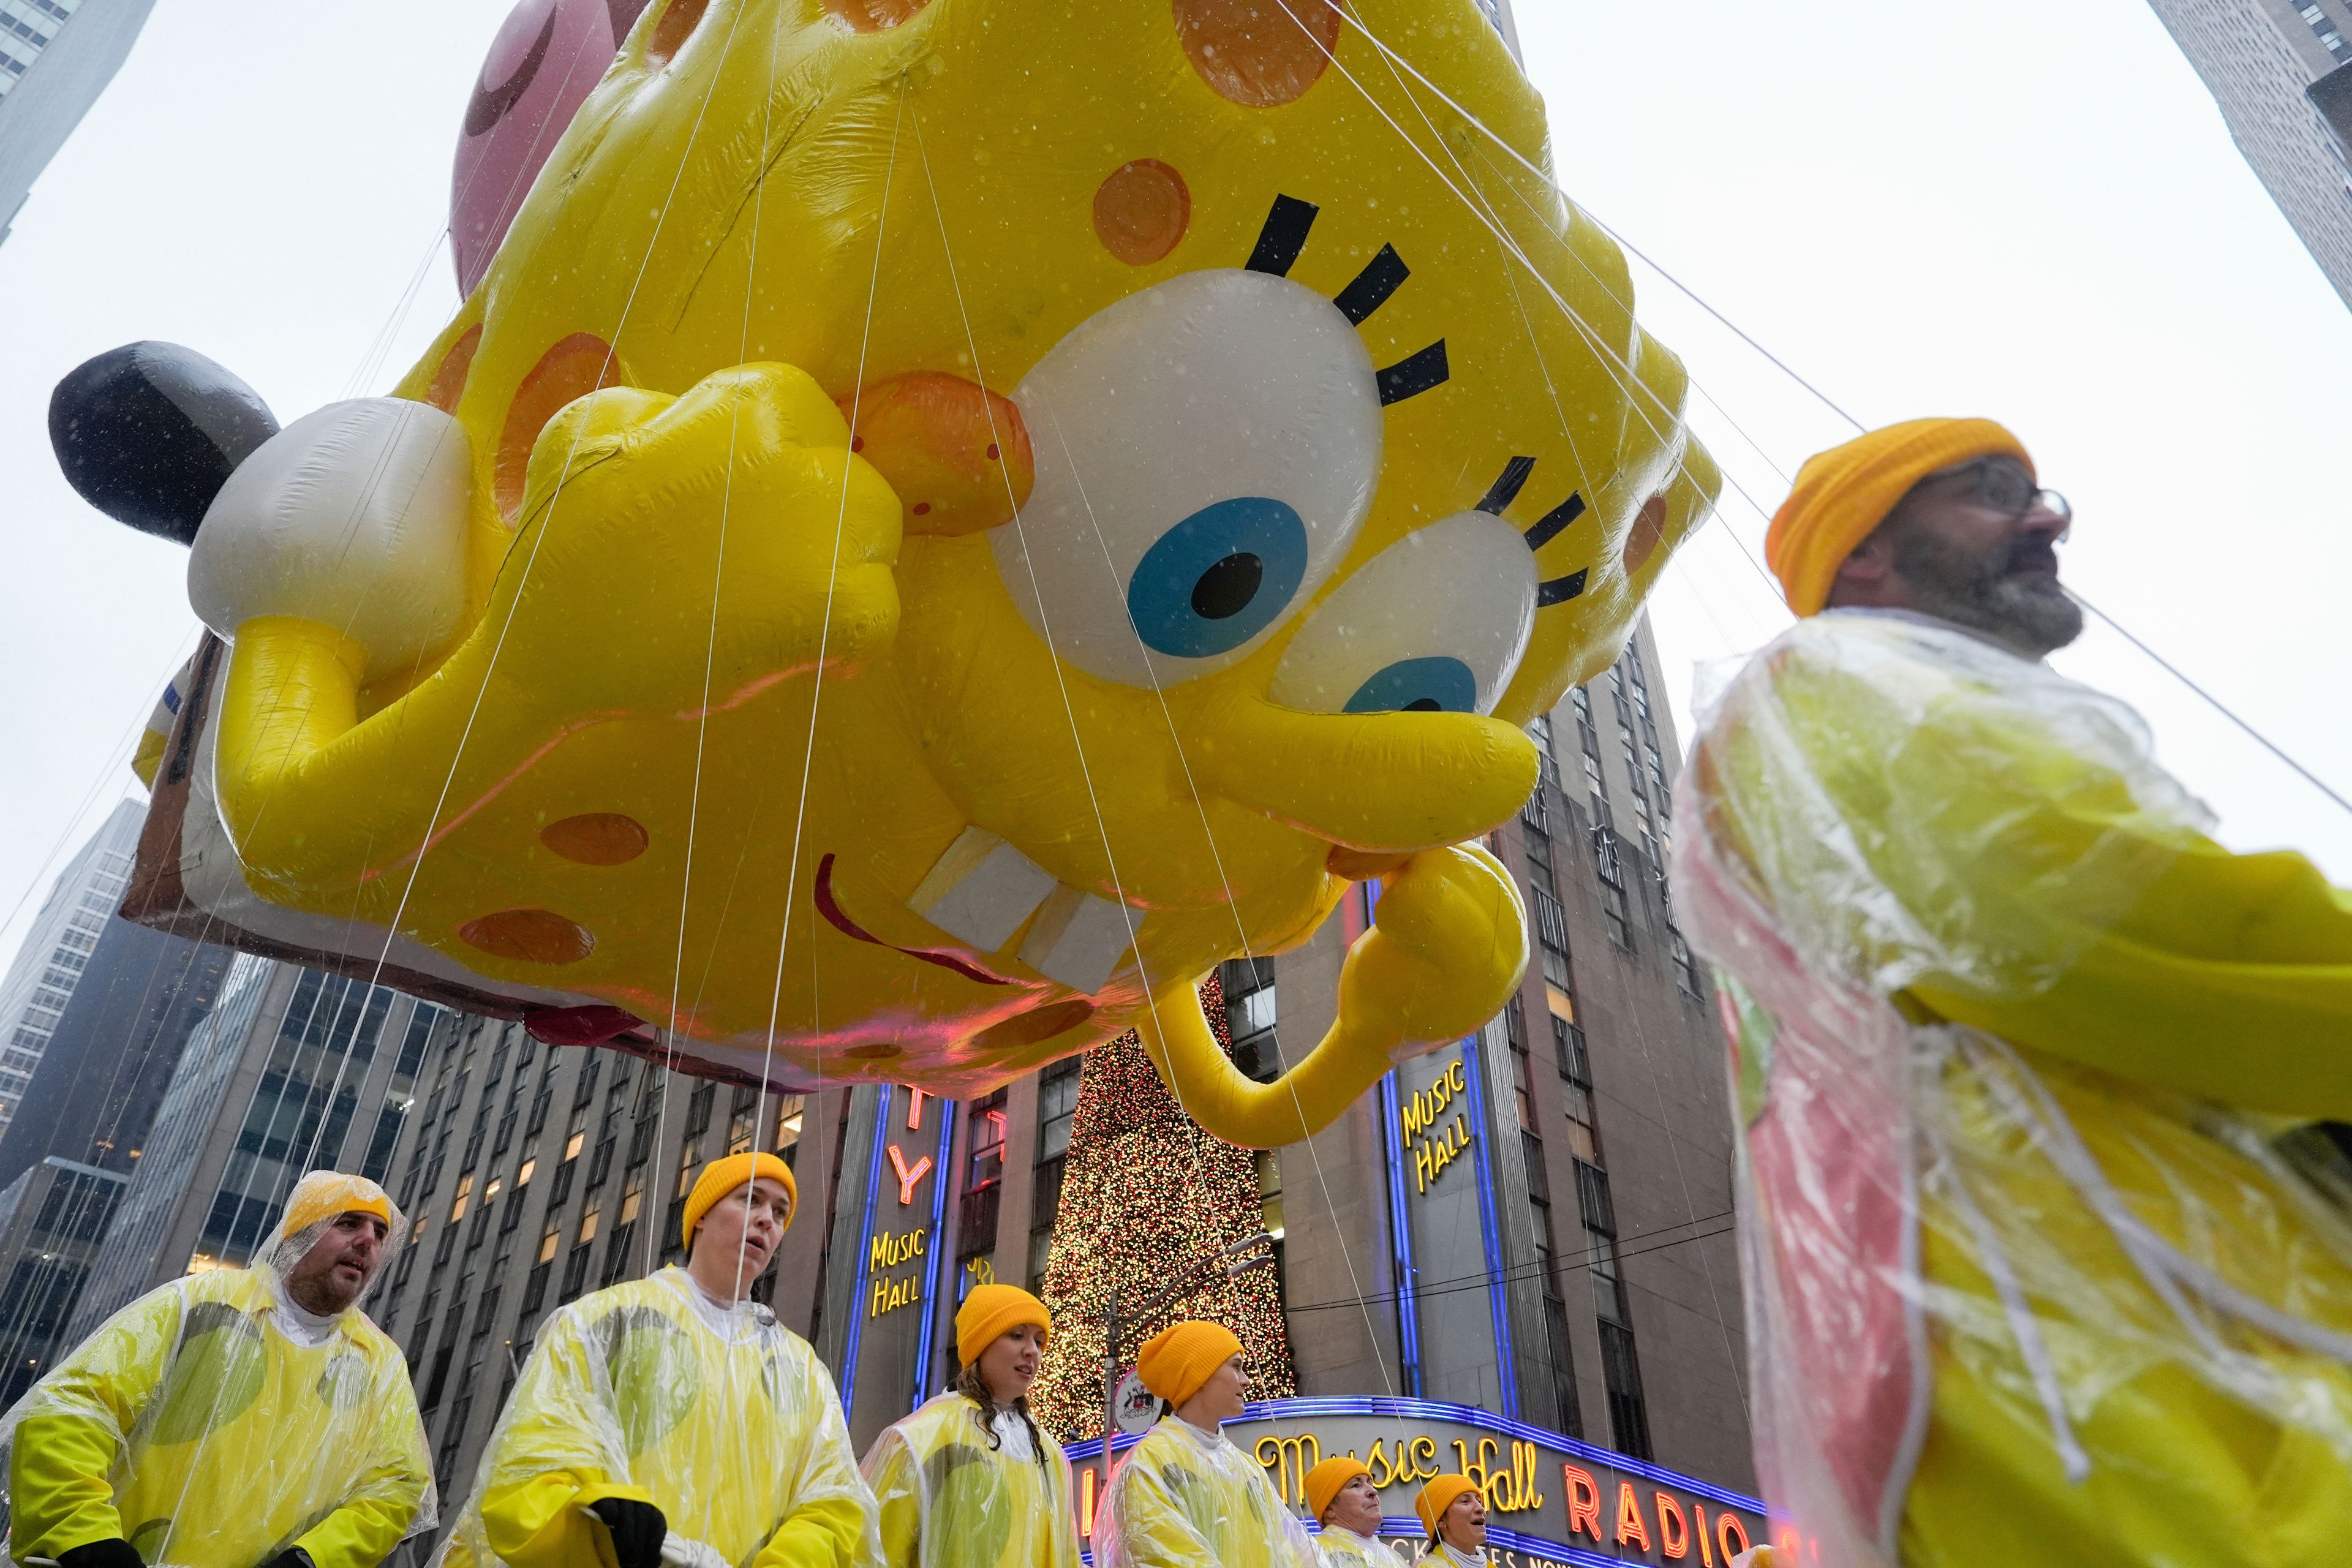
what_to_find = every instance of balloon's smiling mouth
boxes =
[812,853,1017,988]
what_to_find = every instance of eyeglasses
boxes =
[1954,457,2070,527]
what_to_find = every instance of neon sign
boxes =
[886,1141,933,1204]
[1068,1397,1781,1567]
[1400,1058,1475,1195]
[868,1226,929,1317]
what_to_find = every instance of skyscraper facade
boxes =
[0,880,230,1192]
[2146,0,2352,307]
[0,799,140,1139]
[0,837,227,1402]
[0,0,157,245]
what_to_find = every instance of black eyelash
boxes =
[1524,491,1586,553]
[1333,245,1409,326]
[1537,570,1589,606]
[1246,195,1319,277]
[1477,455,1536,514]
[1376,342,1449,404]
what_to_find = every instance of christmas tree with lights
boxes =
[1028,973,1296,1440]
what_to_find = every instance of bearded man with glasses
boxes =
[1675,419,2352,1568]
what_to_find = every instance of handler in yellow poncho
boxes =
[437,1152,875,1568]
[0,1170,434,1568]
[1091,1322,1314,1568]
[861,1284,1079,1568]
[1302,1457,1393,1568]
[1676,418,2352,1567]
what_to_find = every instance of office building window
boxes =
[1531,884,1571,989]
[1504,1001,1537,1131]
[1590,828,1636,952]
[1521,1130,1580,1436]
[773,1094,807,1164]
[560,1242,592,1303]
[959,1088,1008,1264]
[1574,1157,1651,1457]
[1218,958,1280,1083]
[726,1093,757,1156]
[1028,1059,1080,1288]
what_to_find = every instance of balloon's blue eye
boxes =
[1344,657,1479,714]
[1126,497,1310,659]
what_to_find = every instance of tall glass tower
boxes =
[0,799,140,1138]
[0,0,157,246]
[2146,0,2352,309]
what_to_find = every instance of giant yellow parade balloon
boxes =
[56,0,1716,1147]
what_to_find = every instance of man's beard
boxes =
[1892,529,2084,658]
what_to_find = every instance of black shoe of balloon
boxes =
[257,1550,317,1568]
[588,1496,668,1568]
[58,1540,146,1568]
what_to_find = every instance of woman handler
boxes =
[862,1284,1080,1568]
[1093,1321,1316,1568]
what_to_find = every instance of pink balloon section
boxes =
[453,0,654,295]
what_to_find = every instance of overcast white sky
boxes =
[3,0,2350,979]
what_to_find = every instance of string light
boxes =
[1029,972,1296,1439]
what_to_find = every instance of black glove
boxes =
[588,1496,668,1568]
[257,1550,316,1568]
[59,1541,146,1568]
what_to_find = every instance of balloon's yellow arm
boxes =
[208,365,902,894]
[1139,844,1527,1148]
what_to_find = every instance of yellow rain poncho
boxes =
[1093,1419,1316,1568]
[437,1266,875,1568]
[0,1174,432,1568]
[1675,610,2352,1567]
[1312,1526,1398,1567]
[862,1393,1079,1568]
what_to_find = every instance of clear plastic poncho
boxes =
[1673,611,2352,1567]
[861,1392,1080,1568]
[0,1173,432,1568]
[1310,1525,1398,1567]
[434,1266,878,1568]
[1093,1417,1318,1568]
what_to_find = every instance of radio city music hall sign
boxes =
[1068,1399,1790,1567]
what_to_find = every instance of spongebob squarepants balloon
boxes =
[74,0,1717,1147]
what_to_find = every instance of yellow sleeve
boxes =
[9,1412,129,1555]
[751,1492,873,1568]
[1913,839,2352,1118]
[293,1496,423,1568]
[6,1287,181,1558]
[483,1472,658,1568]
[862,1431,922,1568]
[478,1310,655,1568]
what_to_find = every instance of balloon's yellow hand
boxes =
[1343,842,1528,1052]
[1138,843,1528,1148]
[503,362,905,709]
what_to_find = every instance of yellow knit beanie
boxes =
[680,1151,797,1249]
[1136,1320,1244,1408]
[1763,418,2033,617]
[1415,1474,1481,1536]
[956,1283,1051,1366]
[1305,1456,1373,1524]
